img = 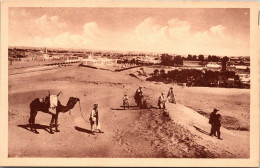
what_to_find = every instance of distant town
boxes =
[8,46,250,88]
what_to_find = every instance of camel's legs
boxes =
[54,113,60,132]
[49,114,55,134]
[32,116,39,134]
[29,109,39,134]
[28,115,33,129]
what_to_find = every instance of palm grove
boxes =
[147,54,249,88]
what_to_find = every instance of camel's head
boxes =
[66,97,80,108]
[73,97,80,103]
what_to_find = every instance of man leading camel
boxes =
[89,104,103,135]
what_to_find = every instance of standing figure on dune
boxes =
[123,94,129,110]
[215,114,222,139]
[167,86,176,104]
[209,108,219,137]
[158,92,166,110]
[89,104,103,135]
[134,86,143,108]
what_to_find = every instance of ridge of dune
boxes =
[166,102,249,158]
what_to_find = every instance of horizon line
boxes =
[8,45,250,57]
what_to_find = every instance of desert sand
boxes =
[8,65,249,158]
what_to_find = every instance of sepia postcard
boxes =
[0,0,259,167]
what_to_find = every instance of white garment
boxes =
[39,98,44,102]
[123,96,129,107]
[159,95,166,103]
[50,95,58,108]
[123,96,129,101]
[90,109,100,131]
[167,89,176,103]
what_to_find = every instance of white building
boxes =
[238,74,250,84]
[42,47,50,60]
[206,62,221,71]
[235,65,250,74]
[82,55,98,65]
[82,55,116,66]
[64,56,80,63]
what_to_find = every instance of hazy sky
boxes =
[9,8,250,56]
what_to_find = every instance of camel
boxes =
[29,92,80,134]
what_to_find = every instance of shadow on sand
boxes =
[111,105,141,110]
[74,126,93,134]
[111,105,157,111]
[119,105,139,108]
[111,108,140,111]
[193,125,210,136]
[17,124,50,134]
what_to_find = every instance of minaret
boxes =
[44,47,48,54]
[43,47,49,60]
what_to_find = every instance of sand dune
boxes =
[8,66,249,158]
[166,103,249,158]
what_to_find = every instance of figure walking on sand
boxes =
[134,86,143,108]
[214,114,222,139]
[123,94,129,110]
[209,108,219,137]
[89,104,103,135]
[167,86,176,104]
[158,92,166,110]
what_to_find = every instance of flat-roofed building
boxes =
[206,62,221,71]
[235,65,250,74]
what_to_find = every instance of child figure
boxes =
[158,92,166,110]
[123,94,129,110]
[167,86,176,104]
